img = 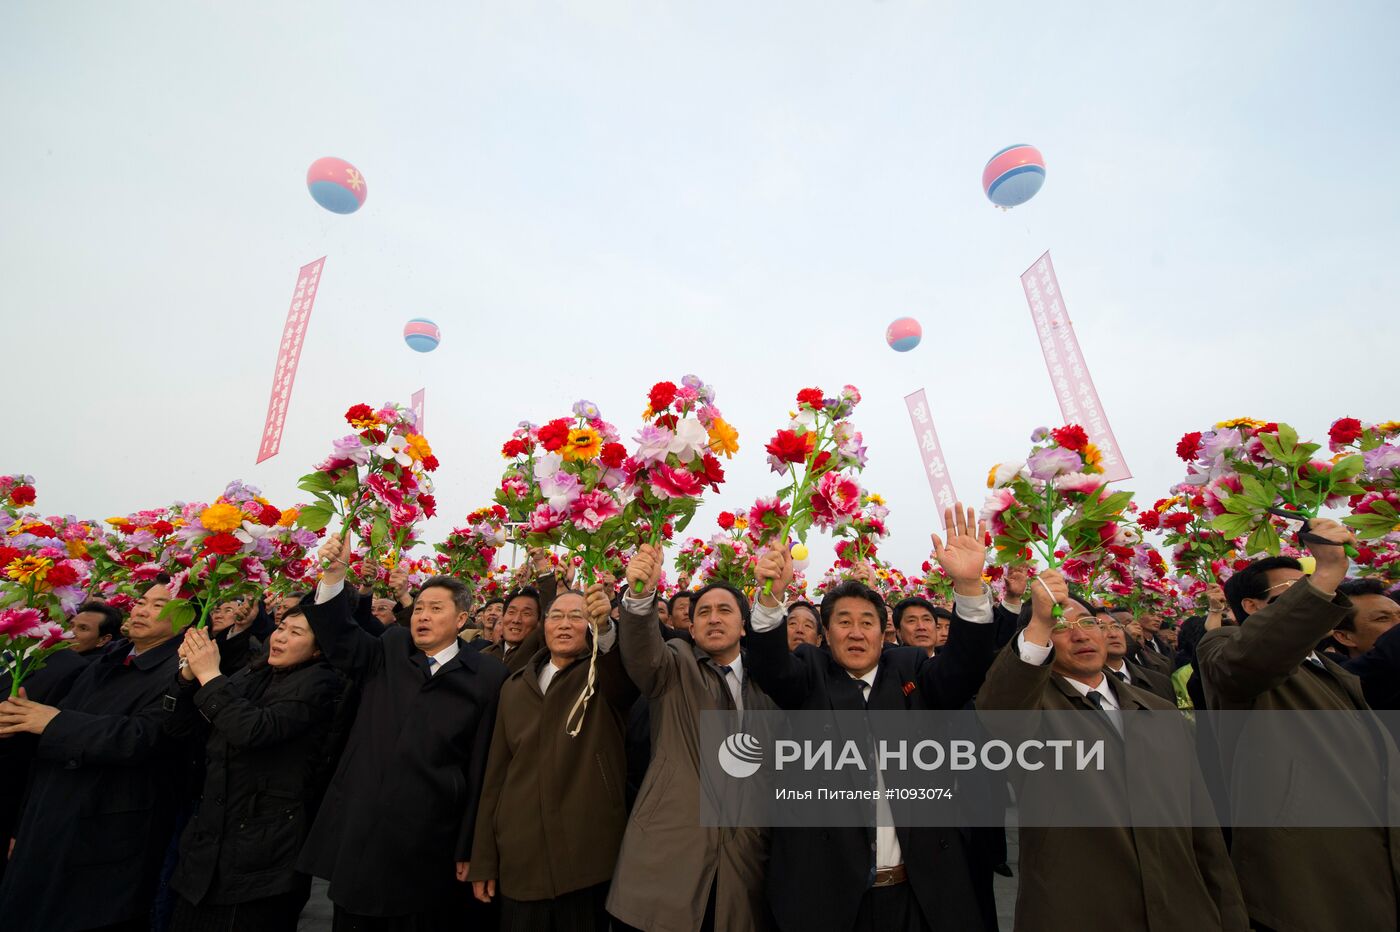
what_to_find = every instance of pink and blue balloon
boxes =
[306,157,367,214]
[403,318,440,353]
[982,144,1045,208]
[886,317,922,353]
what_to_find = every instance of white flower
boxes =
[991,460,1027,488]
[668,418,711,461]
[534,452,563,480]
[374,441,413,468]
[233,520,270,547]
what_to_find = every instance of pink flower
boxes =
[980,488,1018,536]
[528,504,565,534]
[365,474,405,508]
[650,465,704,500]
[0,607,43,636]
[1054,472,1104,495]
[811,473,862,529]
[570,491,621,531]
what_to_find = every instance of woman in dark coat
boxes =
[167,604,343,932]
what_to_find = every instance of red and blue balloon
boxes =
[403,318,440,353]
[982,144,1045,209]
[886,317,922,353]
[307,157,368,214]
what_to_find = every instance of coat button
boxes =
[939,838,950,850]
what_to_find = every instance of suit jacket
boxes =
[297,585,508,917]
[469,636,639,900]
[1109,658,1176,704]
[0,637,183,932]
[744,609,998,932]
[608,599,777,932]
[1133,636,1174,674]
[479,574,558,674]
[977,641,1248,932]
[1344,621,1400,711]
[1197,580,1400,932]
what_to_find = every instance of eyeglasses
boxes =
[1263,577,1300,604]
[1051,619,1106,634]
[546,611,589,623]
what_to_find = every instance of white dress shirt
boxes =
[847,667,905,870]
[538,622,617,694]
[1017,631,1122,733]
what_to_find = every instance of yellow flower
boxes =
[277,508,299,527]
[7,555,53,586]
[1215,417,1266,431]
[1377,421,1400,435]
[1155,495,1181,513]
[105,516,129,528]
[707,418,741,459]
[200,502,245,533]
[405,433,433,463]
[562,428,602,462]
[867,493,886,506]
[1082,443,1104,473]
[66,540,89,559]
[349,412,382,430]
[734,515,750,530]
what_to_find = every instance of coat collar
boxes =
[1049,670,1152,712]
[115,634,181,672]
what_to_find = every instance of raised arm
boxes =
[745,546,819,710]
[36,676,176,767]
[916,504,1000,708]
[617,544,679,698]
[304,536,385,677]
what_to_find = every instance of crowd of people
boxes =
[1,501,1397,932]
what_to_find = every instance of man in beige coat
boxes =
[608,544,776,932]
[1198,519,1400,932]
[978,568,1248,932]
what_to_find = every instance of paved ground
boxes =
[298,820,1022,930]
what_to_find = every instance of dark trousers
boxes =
[171,887,307,932]
[853,882,930,932]
[499,882,609,932]
[332,904,462,932]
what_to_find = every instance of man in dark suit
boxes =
[1198,523,1400,932]
[1099,609,1177,704]
[298,536,508,931]
[1334,578,1400,710]
[977,570,1247,931]
[0,580,184,931]
[744,505,999,932]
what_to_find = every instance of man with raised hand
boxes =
[297,536,507,931]
[744,505,999,932]
[608,543,776,932]
[1198,521,1400,932]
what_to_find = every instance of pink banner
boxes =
[411,388,425,435]
[1020,251,1131,481]
[904,389,958,528]
[257,257,326,463]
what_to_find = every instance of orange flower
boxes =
[1081,443,1104,474]
[405,433,433,464]
[562,428,602,463]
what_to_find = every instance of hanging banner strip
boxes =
[411,388,425,435]
[1020,251,1131,481]
[904,389,958,528]
[256,257,326,463]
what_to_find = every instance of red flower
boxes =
[796,387,825,408]
[8,485,35,507]
[345,404,375,425]
[362,428,387,445]
[1136,510,1161,531]
[1162,513,1193,533]
[600,443,627,469]
[648,382,678,414]
[421,455,440,472]
[1176,431,1203,462]
[502,438,528,458]
[650,466,703,499]
[26,524,57,539]
[1051,425,1089,452]
[44,563,78,588]
[765,429,814,465]
[257,504,282,526]
[1329,418,1364,448]
[150,520,175,537]
[717,511,736,530]
[654,413,679,432]
[201,533,242,558]
[0,546,22,570]
[699,453,725,492]
[811,451,833,472]
[1355,545,1377,565]
[661,522,675,540]
[419,494,438,518]
[537,418,572,452]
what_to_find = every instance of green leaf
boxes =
[297,472,337,494]
[215,560,240,577]
[1239,475,1276,509]
[1343,513,1398,540]
[159,599,197,633]
[1258,432,1284,463]
[1276,423,1299,456]
[332,473,361,498]
[1246,522,1280,557]
[1211,513,1254,538]
[371,516,390,549]
[296,503,334,532]
[1330,455,1365,482]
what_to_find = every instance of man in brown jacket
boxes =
[1100,611,1177,704]
[469,582,638,931]
[481,553,557,674]
[1198,520,1400,932]
[608,544,776,932]
[978,568,1248,932]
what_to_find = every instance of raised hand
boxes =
[318,536,353,588]
[755,546,794,608]
[584,582,612,629]
[627,544,663,598]
[1027,568,1070,641]
[930,504,988,596]
[1004,563,1030,603]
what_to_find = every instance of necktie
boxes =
[426,656,438,676]
[124,652,135,667]
[1111,669,1127,682]
[855,679,871,708]
[1085,690,1123,737]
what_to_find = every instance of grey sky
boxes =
[3,2,1396,578]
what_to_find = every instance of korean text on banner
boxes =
[1020,251,1131,481]
[411,388,425,435]
[904,389,958,528]
[257,257,326,463]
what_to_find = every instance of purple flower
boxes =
[573,399,601,419]
[290,528,320,549]
[541,472,581,512]
[221,480,262,503]
[1030,427,1050,443]
[633,425,674,464]
[681,374,704,391]
[1027,446,1082,480]
[1364,445,1400,476]
[332,434,370,465]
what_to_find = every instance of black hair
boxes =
[691,582,750,626]
[1224,556,1302,621]
[785,600,821,627]
[419,575,473,614]
[502,586,541,617]
[76,600,124,641]
[893,596,937,629]
[482,597,506,611]
[819,581,887,628]
[1334,578,1389,632]
[933,607,954,621]
[668,590,695,612]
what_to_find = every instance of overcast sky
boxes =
[3,1,1396,579]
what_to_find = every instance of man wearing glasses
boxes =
[1198,519,1400,932]
[977,568,1247,931]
